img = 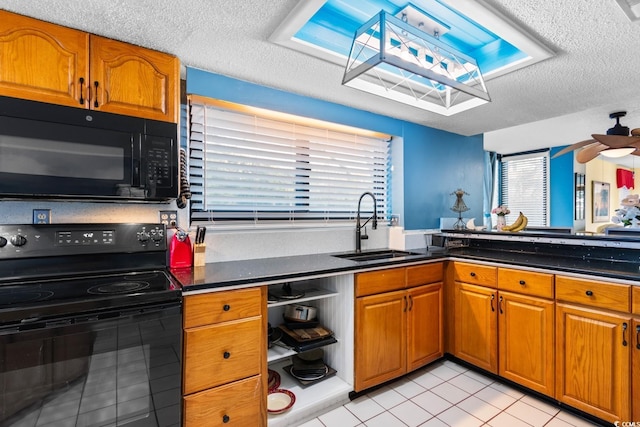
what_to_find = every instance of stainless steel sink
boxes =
[332,249,420,262]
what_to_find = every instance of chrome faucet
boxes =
[356,192,378,253]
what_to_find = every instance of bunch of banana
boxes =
[501,212,528,232]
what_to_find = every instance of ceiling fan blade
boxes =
[576,142,608,163]
[551,139,596,158]
[591,134,640,148]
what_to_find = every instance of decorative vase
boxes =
[496,214,506,231]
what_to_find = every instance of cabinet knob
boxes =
[223,304,231,311]
[585,290,593,296]
[470,272,476,277]
[222,414,230,423]
[223,351,231,359]
[519,280,526,285]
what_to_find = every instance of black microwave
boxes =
[0,96,178,201]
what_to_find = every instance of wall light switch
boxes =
[33,209,51,224]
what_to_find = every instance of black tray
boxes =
[283,363,337,387]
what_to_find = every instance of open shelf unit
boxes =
[266,275,354,426]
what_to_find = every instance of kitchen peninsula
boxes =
[175,231,640,427]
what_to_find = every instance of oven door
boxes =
[0,115,138,200]
[0,304,181,427]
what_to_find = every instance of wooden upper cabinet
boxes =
[0,10,179,122]
[90,35,179,122]
[0,10,89,107]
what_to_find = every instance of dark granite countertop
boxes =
[448,248,640,281]
[171,244,640,294]
[172,249,446,293]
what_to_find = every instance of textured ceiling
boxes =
[2,0,640,153]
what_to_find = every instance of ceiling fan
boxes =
[552,111,640,163]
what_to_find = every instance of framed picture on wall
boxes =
[592,181,610,223]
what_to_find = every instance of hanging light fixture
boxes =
[342,5,490,116]
[599,147,636,158]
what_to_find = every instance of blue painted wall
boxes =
[186,67,484,229]
[549,146,574,227]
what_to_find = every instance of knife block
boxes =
[193,243,206,267]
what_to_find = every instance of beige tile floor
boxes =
[298,360,605,427]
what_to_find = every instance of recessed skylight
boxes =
[271,0,554,115]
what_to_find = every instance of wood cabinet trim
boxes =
[632,287,640,315]
[355,267,406,297]
[406,263,443,287]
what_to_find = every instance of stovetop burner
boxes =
[87,281,150,294]
[2,290,54,305]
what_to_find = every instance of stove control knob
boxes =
[150,229,163,242]
[137,231,150,243]
[0,236,7,248]
[10,234,26,247]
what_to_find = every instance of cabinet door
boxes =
[407,283,442,371]
[0,10,88,107]
[90,35,179,122]
[498,291,554,397]
[556,303,631,423]
[454,282,498,373]
[355,290,406,392]
[633,318,640,421]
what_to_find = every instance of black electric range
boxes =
[0,223,182,427]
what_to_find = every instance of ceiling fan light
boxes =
[599,147,636,158]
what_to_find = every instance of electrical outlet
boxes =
[33,209,51,224]
[159,210,178,227]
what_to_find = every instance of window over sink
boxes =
[187,95,391,224]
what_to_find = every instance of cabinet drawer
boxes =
[498,268,554,299]
[356,267,406,297]
[407,263,443,287]
[184,317,262,394]
[556,276,630,312]
[184,375,264,427]
[184,287,262,328]
[632,286,640,315]
[453,262,497,287]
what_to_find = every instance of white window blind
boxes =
[188,97,390,222]
[500,151,549,226]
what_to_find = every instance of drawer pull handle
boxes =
[585,290,593,296]
[636,325,640,350]
[223,304,231,311]
[622,322,628,346]
[223,414,230,423]
[490,294,495,312]
[408,295,414,311]
[403,295,408,312]
[519,280,526,285]
[470,272,476,277]
[499,295,504,314]
[223,351,231,359]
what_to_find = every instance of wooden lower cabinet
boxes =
[408,283,443,371]
[355,289,407,391]
[454,282,498,373]
[184,375,263,426]
[354,263,443,392]
[182,287,267,426]
[498,291,554,396]
[633,318,640,420]
[556,303,631,423]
